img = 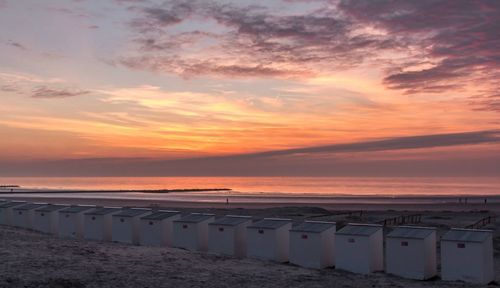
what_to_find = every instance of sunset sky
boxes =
[0,0,499,176]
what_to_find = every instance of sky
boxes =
[0,0,499,176]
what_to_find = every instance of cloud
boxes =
[46,6,90,18]
[119,0,398,78]
[471,90,500,112]
[477,100,500,112]
[339,0,500,104]
[120,56,312,78]
[114,0,150,4]
[141,4,193,26]
[6,40,27,50]
[0,72,68,96]
[0,72,65,86]
[116,0,500,111]
[31,86,91,99]
[0,84,20,92]
[382,58,469,94]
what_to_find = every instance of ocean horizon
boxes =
[1,176,498,196]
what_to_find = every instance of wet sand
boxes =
[1,193,500,212]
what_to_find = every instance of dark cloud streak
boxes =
[31,86,91,99]
[6,40,27,50]
[218,130,500,159]
[1,130,498,177]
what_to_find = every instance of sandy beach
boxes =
[1,199,498,288]
[2,192,500,212]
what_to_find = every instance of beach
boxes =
[1,192,500,212]
[0,199,498,288]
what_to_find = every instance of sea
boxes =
[0,177,499,204]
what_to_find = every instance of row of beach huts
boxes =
[0,200,495,285]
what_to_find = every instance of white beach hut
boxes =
[12,203,47,230]
[335,223,383,274]
[208,215,252,257]
[0,201,26,225]
[173,213,215,251]
[386,226,437,280]
[84,207,121,241]
[441,228,494,284]
[289,221,336,269]
[59,205,95,238]
[111,208,151,245]
[33,204,68,234]
[247,218,292,262]
[139,210,180,247]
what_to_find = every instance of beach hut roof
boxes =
[141,210,179,220]
[248,218,292,230]
[84,207,121,216]
[209,215,252,226]
[387,226,436,239]
[59,205,95,213]
[14,203,47,211]
[0,201,26,208]
[113,208,150,217]
[35,204,68,212]
[290,221,336,233]
[174,213,215,223]
[442,228,493,243]
[336,223,382,236]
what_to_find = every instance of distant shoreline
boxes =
[0,188,499,198]
[0,188,232,194]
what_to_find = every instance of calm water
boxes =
[0,177,499,196]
